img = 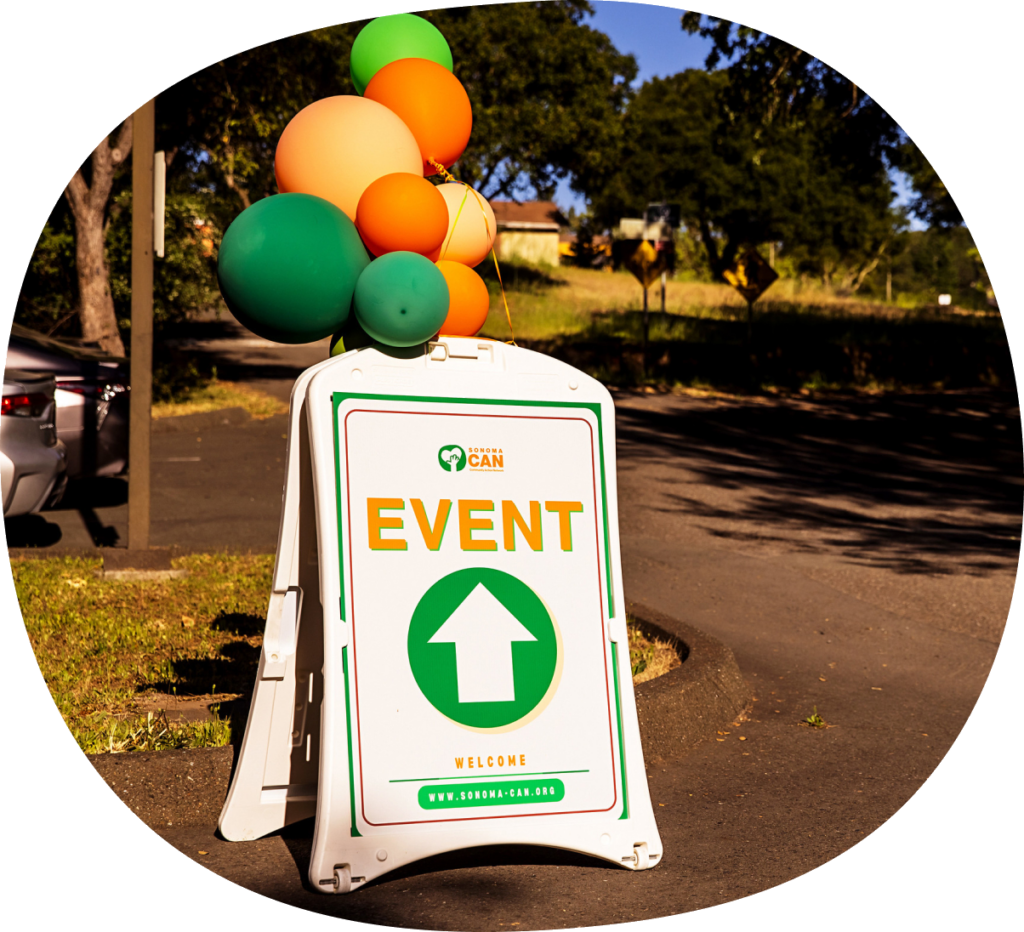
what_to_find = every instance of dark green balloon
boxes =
[354,252,450,348]
[217,193,369,344]
[350,13,453,95]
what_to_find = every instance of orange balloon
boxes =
[364,58,472,174]
[436,260,490,336]
[356,173,449,259]
[275,96,422,220]
[436,182,497,267]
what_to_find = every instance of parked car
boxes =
[1,369,67,517]
[5,324,129,479]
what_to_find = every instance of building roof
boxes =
[489,200,567,231]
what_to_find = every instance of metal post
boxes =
[128,98,155,551]
[642,286,649,380]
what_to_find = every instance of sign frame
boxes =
[219,338,662,893]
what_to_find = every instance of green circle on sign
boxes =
[408,569,560,731]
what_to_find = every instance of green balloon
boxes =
[350,13,453,95]
[354,252,450,348]
[218,193,369,344]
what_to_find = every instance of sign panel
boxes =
[340,401,619,829]
[723,248,779,304]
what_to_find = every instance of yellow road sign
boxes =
[723,249,778,304]
[623,240,671,289]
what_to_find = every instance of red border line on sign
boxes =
[342,407,617,828]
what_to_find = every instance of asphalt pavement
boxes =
[7,325,1019,924]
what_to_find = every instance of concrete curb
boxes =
[88,607,749,829]
[629,601,752,763]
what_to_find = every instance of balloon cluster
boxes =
[216,14,496,353]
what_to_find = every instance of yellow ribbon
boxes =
[428,158,516,346]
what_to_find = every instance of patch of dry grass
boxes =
[12,552,273,753]
[478,265,903,343]
[627,619,682,684]
[152,379,287,420]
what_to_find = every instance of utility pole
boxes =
[128,99,155,551]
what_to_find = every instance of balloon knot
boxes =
[427,158,457,184]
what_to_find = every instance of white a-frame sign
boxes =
[219,337,662,892]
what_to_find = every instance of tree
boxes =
[892,142,964,228]
[423,2,636,199]
[18,5,634,351]
[62,120,133,355]
[588,12,904,291]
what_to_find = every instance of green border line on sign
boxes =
[331,389,622,825]
[341,646,361,837]
[611,641,629,820]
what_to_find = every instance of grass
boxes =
[627,618,681,684]
[12,553,272,754]
[14,555,683,755]
[475,263,1011,393]
[151,379,287,420]
[801,706,829,729]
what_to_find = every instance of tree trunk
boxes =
[64,118,133,357]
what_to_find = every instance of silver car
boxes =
[1,369,67,518]
[5,324,129,479]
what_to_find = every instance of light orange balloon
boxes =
[275,96,422,221]
[436,260,490,336]
[364,58,473,174]
[356,173,449,260]
[436,183,497,267]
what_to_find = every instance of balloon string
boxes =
[428,158,516,346]
[427,158,457,184]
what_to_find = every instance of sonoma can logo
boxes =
[438,444,467,472]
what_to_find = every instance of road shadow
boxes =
[614,389,1023,577]
[43,477,127,547]
[519,304,1013,392]
[4,514,63,547]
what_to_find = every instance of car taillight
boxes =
[55,380,129,401]
[1,393,49,417]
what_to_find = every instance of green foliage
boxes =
[585,11,917,294]
[423,2,636,199]
[892,141,963,228]
[802,706,827,728]
[16,209,78,335]
[860,227,992,309]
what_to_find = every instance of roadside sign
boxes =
[722,249,778,304]
[622,239,672,289]
[219,337,662,892]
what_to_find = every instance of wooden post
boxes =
[660,271,666,314]
[128,99,155,551]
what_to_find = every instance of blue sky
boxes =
[551,2,923,228]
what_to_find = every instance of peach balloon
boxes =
[364,58,472,174]
[436,260,490,336]
[275,96,422,221]
[356,173,449,259]
[436,183,496,267]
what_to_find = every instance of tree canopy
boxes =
[17,3,635,349]
[587,12,908,290]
